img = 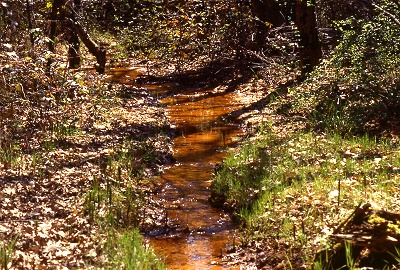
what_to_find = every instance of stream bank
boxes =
[0,60,286,269]
[108,66,247,268]
[107,66,276,269]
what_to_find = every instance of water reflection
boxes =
[108,67,243,269]
[148,87,243,269]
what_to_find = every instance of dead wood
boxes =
[314,203,400,269]
[69,19,107,74]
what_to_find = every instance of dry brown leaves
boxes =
[0,55,172,268]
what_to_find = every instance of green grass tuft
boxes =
[0,236,18,270]
[211,126,400,267]
[105,229,165,270]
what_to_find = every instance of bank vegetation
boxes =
[1,0,400,269]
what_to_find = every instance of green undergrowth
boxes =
[104,229,165,270]
[82,138,162,229]
[0,236,18,270]
[82,137,165,269]
[211,124,400,267]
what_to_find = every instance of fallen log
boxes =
[314,203,400,269]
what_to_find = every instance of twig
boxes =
[360,0,400,26]
[333,203,363,234]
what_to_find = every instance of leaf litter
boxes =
[0,56,174,268]
[3,47,400,269]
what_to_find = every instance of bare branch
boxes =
[369,0,400,26]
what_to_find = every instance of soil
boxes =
[0,54,303,268]
[0,64,174,268]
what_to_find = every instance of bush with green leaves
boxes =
[317,0,400,134]
[89,0,257,70]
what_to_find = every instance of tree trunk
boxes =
[70,20,106,74]
[251,0,284,48]
[47,0,65,74]
[47,0,106,74]
[67,0,81,69]
[295,0,322,76]
[25,0,34,49]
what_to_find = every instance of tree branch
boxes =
[69,19,106,73]
[369,0,400,26]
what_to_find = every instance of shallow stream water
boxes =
[109,67,244,269]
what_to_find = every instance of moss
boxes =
[387,223,400,236]
[367,214,400,236]
[367,214,387,225]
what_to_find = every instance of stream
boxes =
[109,67,245,269]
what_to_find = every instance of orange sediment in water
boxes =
[109,67,244,269]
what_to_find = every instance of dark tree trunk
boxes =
[70,20,106,74]
[251,0,284,48]
[67,0,81,69]
[25,0,34,48]
[295,0,322,76]
[47,0,65,74]
[47,0,106,73]
[68,32,81,68]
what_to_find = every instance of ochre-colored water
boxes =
[108,67,244,269]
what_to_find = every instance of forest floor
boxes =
[0,54,175,268]
[0,48,300,268]
[2,48,400,269]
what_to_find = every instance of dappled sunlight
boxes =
[146,83,245,269]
